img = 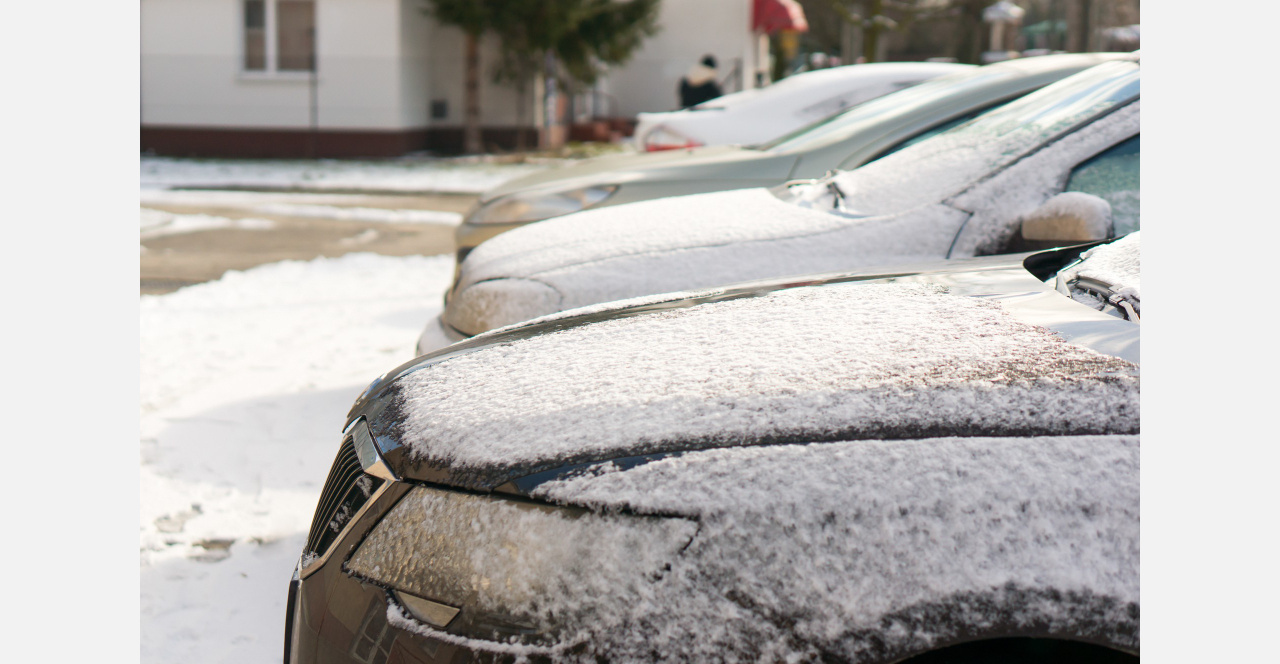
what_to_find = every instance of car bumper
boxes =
[287,554,508,664]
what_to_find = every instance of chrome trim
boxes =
[394,591,461,629]
[351,418,398,481]
[299,480,392,581]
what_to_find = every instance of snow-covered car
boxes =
[634,62,970,152]
[286,233,1141,664]
[455,53,1132,272]
[435,59,1139,344]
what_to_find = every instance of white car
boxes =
[432,60,1140,347]
[633,62,972,152]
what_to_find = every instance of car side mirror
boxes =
[1018,192,1113,250]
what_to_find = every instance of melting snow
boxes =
[140,208,275,238]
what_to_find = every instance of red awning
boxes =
[753,0,809,34]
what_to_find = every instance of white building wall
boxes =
[423,25,532,127]
[599,0,761,117]
[314,0,403,128]
[398,0,434,128]
[141,0,412,130]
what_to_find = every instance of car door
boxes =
[945,100,1140,258]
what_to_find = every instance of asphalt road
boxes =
[140,192,473,294]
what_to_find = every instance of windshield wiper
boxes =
[1057,273,1140,323]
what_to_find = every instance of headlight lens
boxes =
[346,484,696,643]
[468,186,618,225]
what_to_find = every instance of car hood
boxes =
[445,187,969,335]
[478,145,793,202]
[519,432,1140,661]
[353,252,1139,492]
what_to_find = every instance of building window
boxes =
[243,0,314,73]
[244,1,267,70]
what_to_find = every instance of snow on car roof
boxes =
[691,62,968,110]
[391,282,1139,483]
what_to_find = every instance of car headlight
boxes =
[468,186,618,225]
[346,484,696,644]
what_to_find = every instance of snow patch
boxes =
[141,252,456,663]
[140,208,275,238]
[141,156,554,194]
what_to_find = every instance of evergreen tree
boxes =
[427,0,661,153]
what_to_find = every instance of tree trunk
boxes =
[953,0,986,65]
[1067,0,1093,52]
[862,0,883,63]
[463,31,482,154]
[515,78,528,152]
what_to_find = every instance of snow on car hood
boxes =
[510,433,1140,662]
[380,281,1139,489]
[447,188,966,334]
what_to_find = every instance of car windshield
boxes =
[760,68,1015,153]
[823,60,1140,218]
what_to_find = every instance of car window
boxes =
[824,61,1140,219]
[795,82,901,122]
[862,106,990,163]
[760,68,1014,153]
[1065,134,1140,235]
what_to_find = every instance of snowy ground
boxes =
[140,252,454,662]
[141,155,557,194]
[139,156,531,662]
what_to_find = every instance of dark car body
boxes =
[287,238,1140,663]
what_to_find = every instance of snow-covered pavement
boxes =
[137,155,558,661]
[140,251,453,662]
[141,155,556,194]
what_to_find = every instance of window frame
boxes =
[239,0,315,78]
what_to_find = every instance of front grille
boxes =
[305,432,384,560]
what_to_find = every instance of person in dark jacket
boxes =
[679,54,723,108]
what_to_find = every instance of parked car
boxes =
[633,61,971,152]
[286,233,1141,664]
[455,53,1131,271]
[435,59,1139,345]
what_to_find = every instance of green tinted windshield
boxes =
[761,68,1014,153]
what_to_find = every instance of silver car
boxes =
[454,53,1134,271]
[433,59,1140,347]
